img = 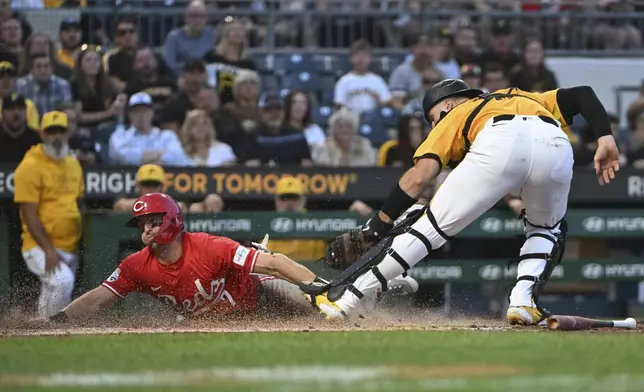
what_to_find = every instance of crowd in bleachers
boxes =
[1,0,644,169]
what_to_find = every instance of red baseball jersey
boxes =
[102,232,261,316]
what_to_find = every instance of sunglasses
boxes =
[138,180,163,188]
[118,28,136,37]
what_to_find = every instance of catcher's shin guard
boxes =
[509,218,567,320]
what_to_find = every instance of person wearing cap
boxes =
[113,164,184,213]
[158,59,207,132]
[389,34,438,108]
[0,93,40,163]
[13,110,84,319]
[477,19,520,74]
[109,92,189,166]
[0,61,39,129]
[255,90,312,165]
[57,17,83,70]
[459,64,482,90]
[16,53,73,116]
[334,39,394,114]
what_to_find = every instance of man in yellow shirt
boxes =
[56,17,83,69]
[13,111,84,318]
[0,61,39,129]
[267,178,327,262]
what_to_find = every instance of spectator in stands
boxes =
[282,90,325,152]
[109,92,188,166]
[477,19,520,74]
[124,45,177,112]
[628,111,644,168]
[103,17,139,92]
[429,27,461,79]
[71,47,123,129]
[481,64,509,93]
[221,69,261,135]
[163,0,214,76]
[59,103,98,165]
[113,164,187,213]
[23,33,72,80]
[377,113,427,167]
[509,38,558,93]
[388,0,423,48]
[266,177,328,262]
[179,109,236,166]
[158,59,206,132]
[389,35,436,108]
[267,177,373,260]
[590,1,642,50]
[192,86,247,158]
[314,108,376,167]
[0,18,23,69]
[0,93,40,163]
[16,54,73,116]
[0,61,38,129]
[14,111,83,319]
[453,24,479,66]
[112,163,222,214]
[0,2,31,46]
[334,39,394,114]
[402,65,443,116]
[460,64,482,90]
[56,17,82,71]
[203,16,255,105]
[254,90,311,165]
[627,81,644,133]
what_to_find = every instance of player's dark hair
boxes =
[282,90,315,128]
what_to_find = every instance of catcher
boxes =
[304,79,621,326]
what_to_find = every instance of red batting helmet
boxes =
[126,192,184,244]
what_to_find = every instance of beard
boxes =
[43,139,70,160]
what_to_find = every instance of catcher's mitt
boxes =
[324,228,375,270]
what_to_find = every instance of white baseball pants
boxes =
[23,247,78,318]
[338,115,574,313]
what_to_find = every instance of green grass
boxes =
[1,331,643,392]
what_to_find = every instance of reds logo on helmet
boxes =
[126,193,184,244]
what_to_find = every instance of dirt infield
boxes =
[1,311,640,337]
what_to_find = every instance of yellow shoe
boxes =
[506,306,544,326]
[304,292,347,320]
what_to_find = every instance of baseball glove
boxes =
[324,228,375,270]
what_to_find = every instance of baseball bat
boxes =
[547,315,637,331]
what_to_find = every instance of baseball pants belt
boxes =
[493,114,558,127]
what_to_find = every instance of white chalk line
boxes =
[2,366,644,391]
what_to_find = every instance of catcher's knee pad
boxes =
[515,218,567,315]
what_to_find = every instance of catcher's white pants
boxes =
[338,116,574,313]
[23,247,78,318]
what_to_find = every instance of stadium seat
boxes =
[371,54,405,78]
[282,71,327,93]
[359,110,390,147]
[250,53,271,72]
[312,54,351,76]
[313,105,333,128]
[272,53,314,74]
[260,73,281,91]
[380,106,401,128]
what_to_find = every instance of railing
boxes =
[24,6,644,54]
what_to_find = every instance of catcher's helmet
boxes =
[422,79,483,122]
[126,192,184,244]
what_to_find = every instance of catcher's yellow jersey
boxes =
[414,88,571,170]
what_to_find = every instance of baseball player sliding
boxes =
[306,79,620,326]
[38,192,414,325]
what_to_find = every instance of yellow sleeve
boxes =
[13,160,40,203]
[377,140,397,167]
[413,117,458,170]
[26,100,40,130]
